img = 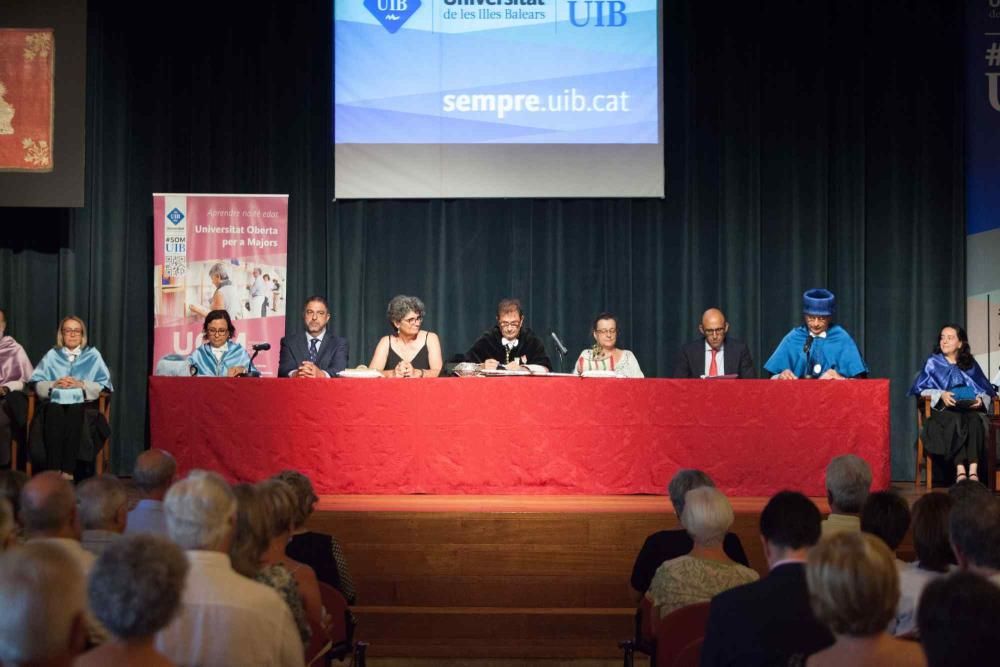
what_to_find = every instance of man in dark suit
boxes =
[700,491,834,667]
[278,296,349,378]
[673,308,755,378]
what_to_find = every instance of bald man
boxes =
[126,449,177,537]
[673,308,756,379]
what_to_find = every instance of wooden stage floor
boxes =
[307,485,929,661]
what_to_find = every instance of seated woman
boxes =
[29,316,113,480]
[793,532,925,667]
[575,312,643,377]
[645,486,758,618]
[188,310,250,377]
[909,324,996,484]
[368,295,442,378]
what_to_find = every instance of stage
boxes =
[307,489,921,660]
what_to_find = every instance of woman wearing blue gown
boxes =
[188,310,251,377]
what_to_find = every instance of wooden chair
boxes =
[317,581,366,666]
[916,395,1000,490]
[915,396,933,490]
[654,601,711,667]
[24,390,112,476]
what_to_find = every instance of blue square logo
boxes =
[364,0,421,34]
[167,208,185,225]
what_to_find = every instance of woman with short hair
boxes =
[189,262,242,320]
[368,295,443,377]
[575,312,644,377]
[645,486,758,618]
[188,310,250,377]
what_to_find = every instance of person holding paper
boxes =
[673,308,754,378]
[574,312,643,377]
[908,324,995,484]
[29,316,113,480]
[188,310,250,377]
[464,298,551,371]
[369,295,443,378]
[763,289,868,380]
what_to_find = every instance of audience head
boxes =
[807,531,898,637]
[947,478,992,508]
[55,315,87,349]
[860,490,911,552]
[76,474,128,533]
[0,498,15,551]
[229,483,270,578]
[164,470,237,552]
[680,486,734,548]
[272,470,318,529]
[256,479,300,536]
[948,494,1000,573]
[667,469,716,518]
[824,454,872,514]
[20,471,79,539]
[759,491,821,562]
[910,492,955,572]
[88,534,188,642]
[132,449,177,499]
[0,542,88,665]
[0,469,28,533]
[917,571,1000,667]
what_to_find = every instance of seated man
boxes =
[126,448,176,537]
[701,491,833,667]
[629,469,748,601]
[278,296,349,378]
[949,492,1000,585]
[821,454,872,538]
[918,571,1000,667]
[76,474,128,557]
[673,308,755,378]
[0,307,33,467]
[764,288,868,379]
[464,298,551,371]
[156,470,304,667]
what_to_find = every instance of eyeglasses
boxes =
[499,320,521,329]
[703,327,726,335]
[595,328,617,336]
[61,328,83,335]
[207,327,229,335]
[402,316,424,325]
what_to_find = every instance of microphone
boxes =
[550,332,568,356]
[251,342,271,352]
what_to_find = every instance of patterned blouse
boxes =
[256,563,312,649]
[646,555,759,618]
[575,348,644,377]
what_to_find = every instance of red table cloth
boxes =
[149,377,891,496]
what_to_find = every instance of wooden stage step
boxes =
[304,494,805,659]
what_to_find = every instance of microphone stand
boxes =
[240,349,263,378]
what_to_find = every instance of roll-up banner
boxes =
[967,1,1000,384]
[152,194,288,376]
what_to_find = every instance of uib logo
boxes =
[365,0,421,34]
[568,1,627,27]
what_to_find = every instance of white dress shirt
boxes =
[156,550,304,667]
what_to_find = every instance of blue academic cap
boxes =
[802,289,836,316]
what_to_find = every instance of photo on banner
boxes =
[152,193,288,377]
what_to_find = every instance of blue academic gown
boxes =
[763,325,869,378]
[908,354,996,400]
[30,347,113,403]
[188,341,251,377]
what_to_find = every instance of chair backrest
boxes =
[318,580,350,646]
[674,637,704,667]
[654,601,711,667]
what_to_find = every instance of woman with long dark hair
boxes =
[908,324,996,484]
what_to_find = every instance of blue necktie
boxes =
[309,337,319,362]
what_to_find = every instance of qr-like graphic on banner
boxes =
[164,256,186,278]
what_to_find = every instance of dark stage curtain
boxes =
[0,0,965,479]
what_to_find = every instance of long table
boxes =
[149,377,891,496]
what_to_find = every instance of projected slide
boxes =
[334,0,664,199]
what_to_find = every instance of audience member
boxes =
[701,491,833,667]
[629,469,748,600]
[76,474,128,556]
[277,469,357,604]
[0,498,15,551]
[155,470,304,667]
[76,534,188,667]
[796,532,925,666]
[946,478,992,509]
[860,489,911,562]
[917,571,1000,667]
[821,454,872,538]
[645,486,758,618]
[0,468,28,539]
[891,493,954,637]
[0,542,88,667]
[948,492,1000,585]
[126,448,176,537]
[230,483,312,651]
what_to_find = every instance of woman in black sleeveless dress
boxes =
[368,295,443,377]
